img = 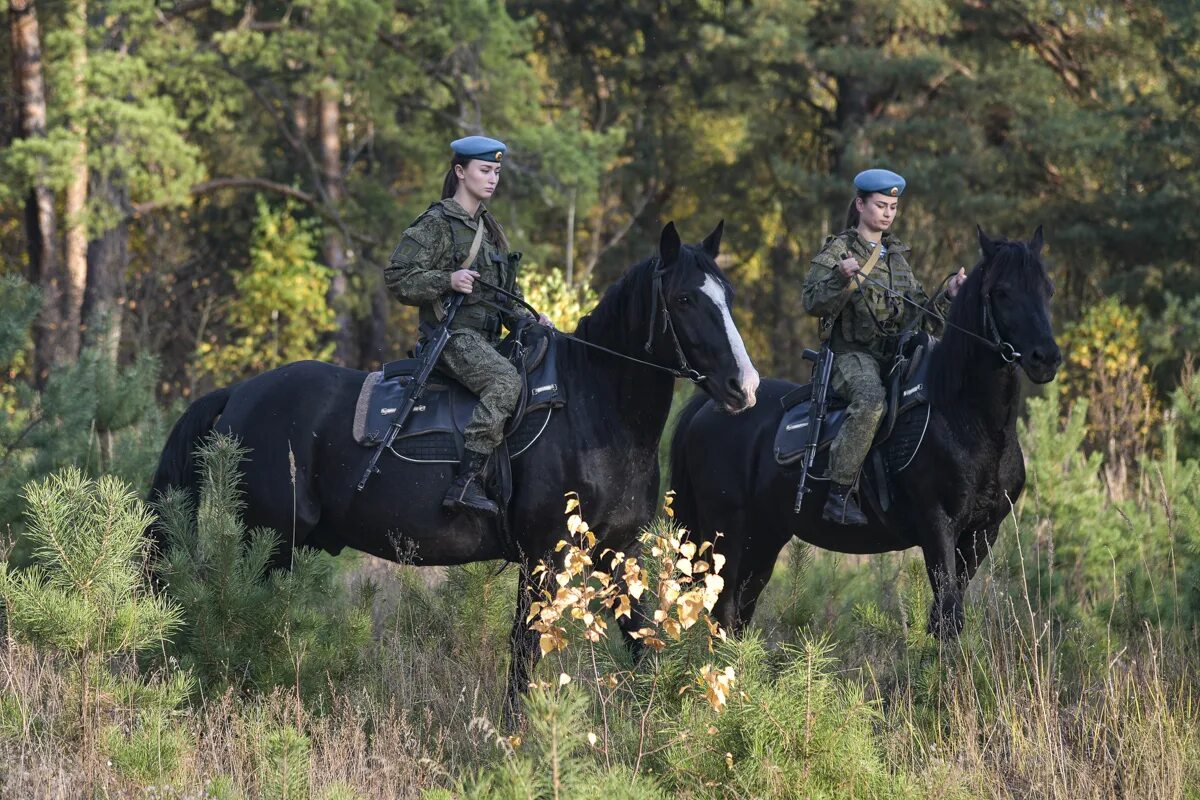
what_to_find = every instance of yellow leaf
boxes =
[565,494,580,513]
[559,672,572,686]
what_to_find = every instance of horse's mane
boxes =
[573,244,726,353]
[929,238,1046,411]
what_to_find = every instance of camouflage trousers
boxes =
[439,328,522,456]
[828,351,886,486]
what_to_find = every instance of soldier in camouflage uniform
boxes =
[385,136,550,516]
[803,169,966,525]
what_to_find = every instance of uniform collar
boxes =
[439,198,488,227]
[843,228,908,254]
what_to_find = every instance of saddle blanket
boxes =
[773,335,935,482]
[352,331,565,463]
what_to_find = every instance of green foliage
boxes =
[0,469,181,658]
[101,705,191,784]
[655,636,941,799]
[157,433,372,698]
[0,276,39,368]
[1015,381,1200,634]
[0,279,164,536]
[261,725,312,800]
[0,469,191,782]
[1169,360,1200,462]
[520,265,600,330]
[197,197,337,383]
[1059,297,1158,459]
[432,687,669,800]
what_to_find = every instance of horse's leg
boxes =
[921,514,964,640]
[955,522,1002,595]
[731,551,781,634]
[705,510,749,635]
[504,559,540,728]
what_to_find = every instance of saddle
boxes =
[773,332,935,513]
[352,327,566,464]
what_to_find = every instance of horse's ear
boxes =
[1029,224,1044,256]
[660,222,682,266]
[977,225,998,261]
[701,219,724,259]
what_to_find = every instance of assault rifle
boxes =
[356,293,464,491]
[793,343,834,513]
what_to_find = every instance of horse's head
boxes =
[976,225,1062,384]
[654,221,759,413]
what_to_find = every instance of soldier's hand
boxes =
[450,269,479,294]
[947,267,967,299]
[837,256,861,279]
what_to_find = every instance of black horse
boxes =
[151,221,759,713]
[669,227,1060,637]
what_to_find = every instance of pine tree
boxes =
[0,468,187,764]
[155,432,372,698]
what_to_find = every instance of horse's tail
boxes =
[149,385,232,511]
[667,393,710,532]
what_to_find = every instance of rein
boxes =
[830,265,1021,364]
[472,276,708,383]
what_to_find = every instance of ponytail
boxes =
[844,190,870,230]
[442,155,509,250]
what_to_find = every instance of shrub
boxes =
[155,433,373,699]
[0,469,189,780]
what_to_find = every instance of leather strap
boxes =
[435,217,487,322]
[856,240,884,279]
[460,217,486,271]
[819,240,885,341]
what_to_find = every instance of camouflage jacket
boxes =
[384,199,531,340]
[802,229,950,360]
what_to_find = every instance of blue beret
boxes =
[451,136,507,163]
[854,168,906,197]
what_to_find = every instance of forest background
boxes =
[2,0,1200,797]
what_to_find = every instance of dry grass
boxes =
[0,538,1196,798]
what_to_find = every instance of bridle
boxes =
[981,291,1021,364]
[474,267,708,383]
[840,265,1022,365]
[644,262,706,383]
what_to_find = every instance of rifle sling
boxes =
[434,219,487,322]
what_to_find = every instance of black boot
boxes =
[822,482,867,526]
[443,450,499,516]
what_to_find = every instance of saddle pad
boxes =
[353,332,565,461]
[387,407,554,464]
[884,403,930,473]
[774,337,937,468]
[774,401,845,468]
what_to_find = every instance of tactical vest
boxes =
[421,204,520,341]
[828,235,920,357]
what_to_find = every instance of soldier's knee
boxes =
[849,381,886,418]
[486,365,522,409]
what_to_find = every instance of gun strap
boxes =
[819,240,885,340]
[434,218,487,322]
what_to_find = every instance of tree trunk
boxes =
[83,168,128,360]
[319,79,354,364]
[565,188,576,286]
[9,0,60,383]
[62,0,88,361]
